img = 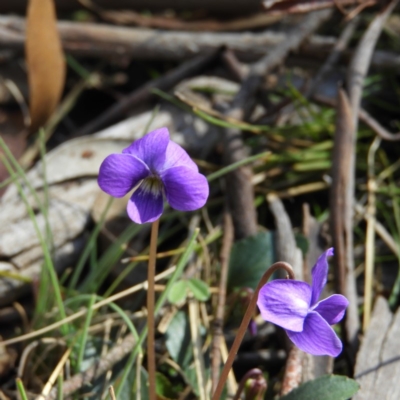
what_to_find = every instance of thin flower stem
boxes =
[147,219,160,400]
[212,261,295,400]
[115,229,199,397]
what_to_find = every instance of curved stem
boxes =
[232,368,265,400]
[212,261,295,400]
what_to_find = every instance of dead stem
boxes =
[212,261,295,400]
[363,137,380,330]
[211,212,233,394]
[108,386,117,400]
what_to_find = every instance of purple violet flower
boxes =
[98,127,209,224]
[257,248,348,357]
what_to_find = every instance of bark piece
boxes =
[268,194,302,279]
[371,306,400,399]
[353,297,396,400]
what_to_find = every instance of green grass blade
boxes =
[207,151,271,182]
[79,223,142,293]
[69,197,114,290]
[76,294,96,372]
[16,378,29,400]
[0,155,67,333]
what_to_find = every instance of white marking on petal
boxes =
[293,297,309,311]
[139,176,164,197]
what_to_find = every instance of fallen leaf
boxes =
[25,0,66,132]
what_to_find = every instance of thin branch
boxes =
[47,334,136,399]
[359,108,400,142]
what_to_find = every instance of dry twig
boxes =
[211,212,233,394]
[330,87,359,353]
[47,334,136,399]
[100,10,281,31]
[1,15,399,70]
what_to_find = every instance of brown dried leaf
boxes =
[25,0,65,133]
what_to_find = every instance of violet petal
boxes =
[161,166,209,211]
[126,183,164,224]
[310,248,334,305]
[162,141,198,172]
[122,127,169,171]
[98,154,149,198]
[287,311,343,357]
[313,294,348,325]
[257,280,312,332]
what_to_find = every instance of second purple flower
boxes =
[98,127,209,224]
[257,248,348,357]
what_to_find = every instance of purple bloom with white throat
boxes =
[98,127,209,224]
[257,248,348,357]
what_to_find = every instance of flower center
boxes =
[140,175,164,196]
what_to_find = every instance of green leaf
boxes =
[280,375,359,400]
[184,364,212,398]
[167,280,188,305]
[117,365,148,400]
[165,311,192,368]
[295,233,309,256]
[228,231,274,290]
[187,278,210,301]
[156,372,175,398]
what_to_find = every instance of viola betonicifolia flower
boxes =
[257,248,348,356]
[98,127,209,224]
